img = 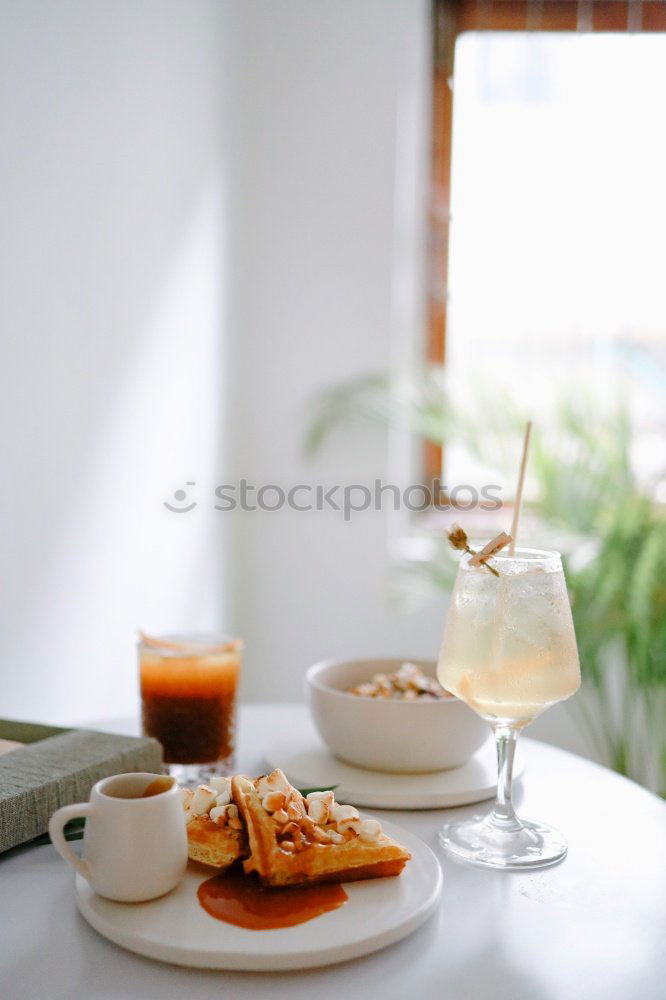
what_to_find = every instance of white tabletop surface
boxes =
[1,704,665,1000]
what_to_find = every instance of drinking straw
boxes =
[138,632,241,653]
[509,421,532,555]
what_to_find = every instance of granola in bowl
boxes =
[347,662,452,701]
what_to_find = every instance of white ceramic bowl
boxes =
[305,658,488,774]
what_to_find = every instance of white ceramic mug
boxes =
[49,772,188,902]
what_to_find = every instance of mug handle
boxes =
[48,803,93,880]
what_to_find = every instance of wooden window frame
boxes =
[426,0,666,484]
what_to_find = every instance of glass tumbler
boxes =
[139,633,243,786]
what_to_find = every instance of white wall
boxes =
[0,0,441,725]
[224,0,444,705]
[0,0,231,723]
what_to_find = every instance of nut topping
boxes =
[209,805,228,825]
[262,790,287,813]
[209,776,232,795]
[190,785,217,816]
[256,769,290,798]
[183,784,241,830]
[358,819,382,843]
[281,821,301,838]
[329,803,359,824]
[307,799,330,825]
[279,822,306,851]
[309,824,332,844]
[183,774,390,849]
[337,818,362,835]
[347,661,451,700]
[249,771,389,851]
[287,800,306,822]
[305,790,335,804]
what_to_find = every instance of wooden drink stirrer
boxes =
[489,420,533,673]
[509,420,532,556]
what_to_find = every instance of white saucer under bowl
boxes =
[262,712,523,810]
[75,819,442,971]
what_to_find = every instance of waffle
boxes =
[230,769,411,887]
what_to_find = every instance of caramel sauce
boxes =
[142,776,174,797]
[197,869,348,930]
[140,650,239,764]
[103,776,175,799]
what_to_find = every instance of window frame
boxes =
[426,0,666,484]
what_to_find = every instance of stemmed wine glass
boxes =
[437,547,580,870]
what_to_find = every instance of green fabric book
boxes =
[0,719,163,853]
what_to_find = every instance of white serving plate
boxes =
[75,819,442,971]
[263,718,523,810]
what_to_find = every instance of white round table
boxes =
[1,704,664,1000]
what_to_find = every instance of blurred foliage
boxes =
[306,368,666,795]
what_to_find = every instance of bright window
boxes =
[443,31,666,493]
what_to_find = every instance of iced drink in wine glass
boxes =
[437,548,580,869]
[139,633,242,787]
